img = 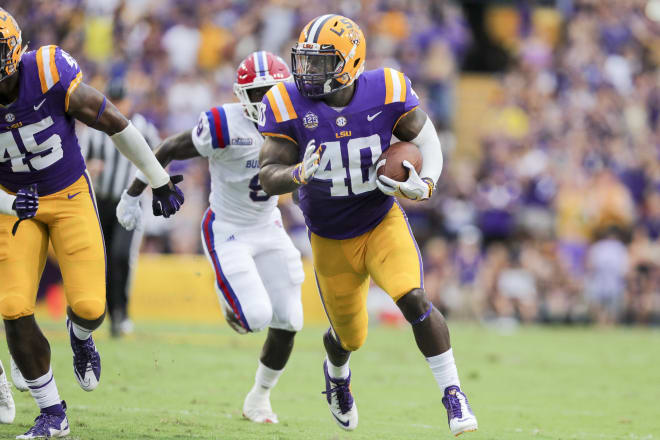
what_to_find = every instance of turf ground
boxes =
[1,320,659,440]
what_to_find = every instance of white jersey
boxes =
[192,103,277,226]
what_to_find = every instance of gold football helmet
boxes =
[291,14,366,98]
[0,8,23,82]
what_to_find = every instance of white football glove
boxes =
[116,190,142,231]
[292,139,325,185]
[376,160,435,201]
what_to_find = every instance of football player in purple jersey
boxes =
[0,8,184,438]
[258,15,478,436]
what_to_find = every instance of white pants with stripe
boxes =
[200,207,304,333]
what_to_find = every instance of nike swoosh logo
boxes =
[67,192,81,200]
[34,98,46,111]
[367,111,382,121]
[331,412,350,427]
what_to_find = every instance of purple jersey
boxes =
[0,45,85,195]
[259,68,420,239]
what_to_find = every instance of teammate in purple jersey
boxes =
[258,15,478,436]
[0,8,184,438]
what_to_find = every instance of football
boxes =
[376,141,422,182]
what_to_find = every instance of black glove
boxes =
[12,183,39,236]
[152,175,184,218]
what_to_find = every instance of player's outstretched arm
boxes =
[125,130,200,197]
[67,82,184,217]
[116,130,199,230]
[378,107,443,201]
[259,136,323,195]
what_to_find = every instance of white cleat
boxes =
[322,360,358,431]
[0,360,16,424]
[10,357,28,392]
[242,387,278,423]
[442,385,478,436]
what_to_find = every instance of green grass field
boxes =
[1,320,659,440]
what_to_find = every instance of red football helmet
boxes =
[233,51,292,123]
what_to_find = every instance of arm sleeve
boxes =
[111,122,170,188]
[132,113,162,149]
[411,116,443,183]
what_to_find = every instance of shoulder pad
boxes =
[264,82,298,123]
[383,67,407,105]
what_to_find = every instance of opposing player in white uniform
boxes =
[116,52,304,424]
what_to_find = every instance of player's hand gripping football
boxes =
[116,190,142,231]
[11,184,39,236]
[152,175,185,218]
[292,139,325,185]
[376,160,434,201]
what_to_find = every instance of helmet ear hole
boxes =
[353,58,361,68]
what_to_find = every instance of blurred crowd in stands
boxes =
[417,0,660,327]
[8,0,660,326]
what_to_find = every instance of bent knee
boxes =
[0,295,33,320]
[397,288,432,322]
[337,330,367,352]
[70,299,105,321]
[243,303,273,333]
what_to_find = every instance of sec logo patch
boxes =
[4,113,15,123]
[336,116,347,127]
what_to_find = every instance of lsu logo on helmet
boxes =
[291,14,366,98]
[0,8,23,82]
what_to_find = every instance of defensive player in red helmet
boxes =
[117,51,304,424]
[0,8,184,438]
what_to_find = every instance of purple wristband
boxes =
[292,164,303,185]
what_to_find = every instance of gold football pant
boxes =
[0,173,106,320]
[311,202,423,351]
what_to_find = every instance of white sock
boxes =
[71,322,93,340]
[253,361,283,395]
[426,348,461,391]
[326,355,350,380]
[25,368,61,410]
